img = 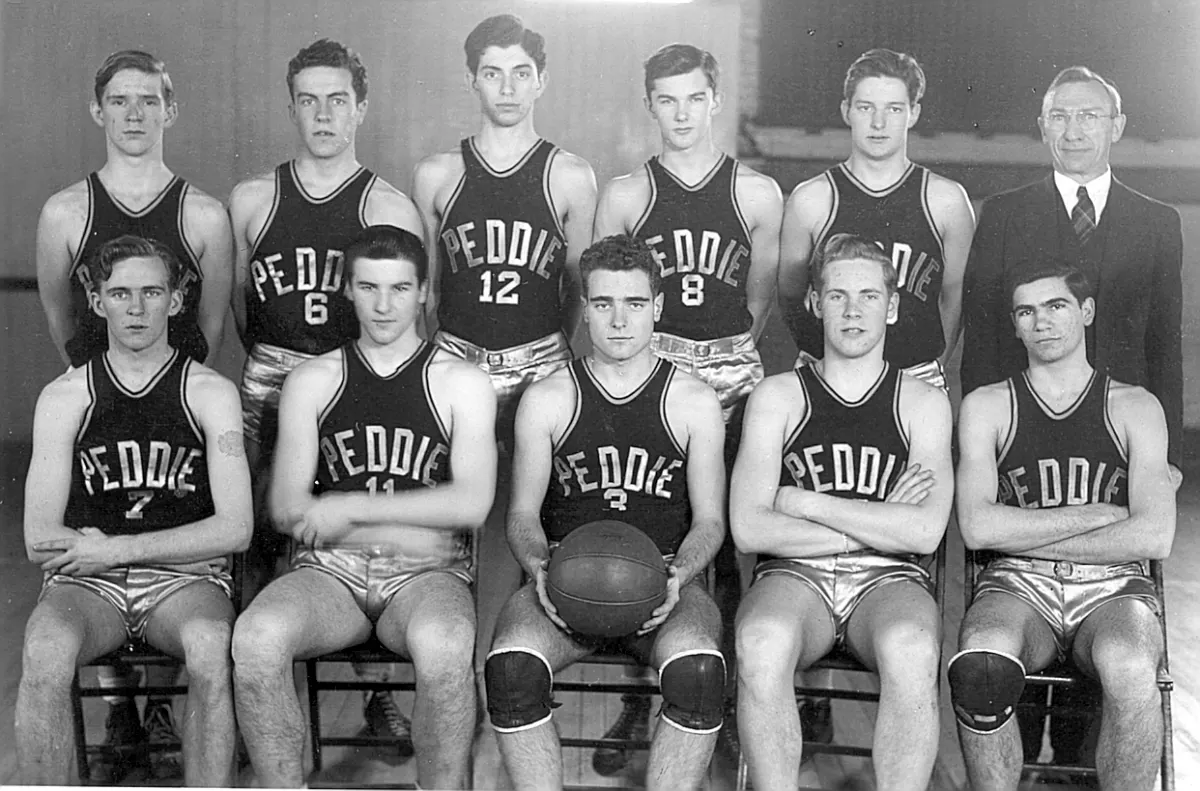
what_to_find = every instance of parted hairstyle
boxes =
[94,50,174,105]
[1041,65,1122,117]
[643,43,719,98]
[1006,261,1093,308]
[843,47,925,105]
[344,225,429,284]
[809,233,897,296]
[580,235,661,296]
[464,14,547,75]
[287,39,369,103]
[86,235,183,292]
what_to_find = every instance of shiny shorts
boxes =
[652,331,764,421]
[40,563,233,642]
[973,557,1159,659]
[291,543,474,622]
[753,553,933,643]
[240,342,316,447]
[795,352,947,394]
[433,329,572,446]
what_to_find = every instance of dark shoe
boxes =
[716,700,741,762]
[361,691,415,763]
[144,701,184,781]
[591,693,651,777]
[88,699,147,783]
[799,697,834,761]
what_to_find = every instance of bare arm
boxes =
[739,167,784,343]
[24,375,90,562]
[667,378,726,585]
[776,377,953,555]
[184,189,235,364]
[591,173,640,241]
[227,175,274,349]
[35,191,84,366]
[268,357,339,539]
[553,152,598,346]
[777,176,831,355]
[955,385,1126,553]
[411,154,456,334]
[928,174,976,367]
[505,378,564,578]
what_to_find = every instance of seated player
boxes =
[485,235,727,791]
[16,235,252,786]
[731,233,953,791]
[951,262,1175,791]
[231,225,496,789]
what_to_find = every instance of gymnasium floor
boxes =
[1,438,1197,790]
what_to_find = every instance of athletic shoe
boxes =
[716,699,741,762]
[88,699,146,783]
[144,700,184,781]
[799,697,834,761]
[361,691,415,762]
[591,693,651,777]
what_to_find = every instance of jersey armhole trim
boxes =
[1102,377,1130,463]
[317,348,349,429]
[659,365,687,458]
[811,171,840,254]
[997,379,1019,465]
[358,174,379,227]
[920,168,947,258]
[437,172,469,240]
[893,370,911,452]
[180,358,205,445]
[629,162,657,237]
[68,176,98,277]
[422,346,453,446]
[782,369,812,450]
[542,146,567,239]
[247,169,283,260]
[176,182,204,276]
[730,161,753,242]
[550,363,583,455]
[75,361,99,446]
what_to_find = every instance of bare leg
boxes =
[376,572,477,789]
[845,581,941,791]
[956,592,1059,791]
[16,584,126,784]
[232,569,372,787]
[735,575,835,791]
[1072,597,1164,791]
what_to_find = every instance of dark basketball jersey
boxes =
[67,173,206,367]
[792,164,946,368]
[245,162,376,354]
[996,372,1128,510]
[632,154,753,340]
[778,363,909,508]
[66,349,213,536]
[437,138,567,348]
[315,341,450,495]
[543,358,691,555]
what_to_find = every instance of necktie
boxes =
[1072,185,1096,246]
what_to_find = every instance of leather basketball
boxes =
[546,520,669,638]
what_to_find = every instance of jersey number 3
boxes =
[479,270,520,305]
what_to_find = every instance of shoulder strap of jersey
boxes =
[550,360,586,453]
[317,346,351,428]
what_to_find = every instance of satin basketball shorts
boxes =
[753,552,933,643]
[240,342,316,447]
[972,556,1159,659]
[651,331,764,421]
[41,562,233,641]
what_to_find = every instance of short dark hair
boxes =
[580,235,661,296]
[464,14,547,75]
[643,43,719,99]
[843,48,925,105]
[809,233,897,296]
[287,39,368,102]
[1006,261,1093,308]
[1042,65,1122,116]
[86,235,182,293]
[344,225,428,284]
[94,50,174,105]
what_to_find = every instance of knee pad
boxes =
[484,648,556,732]
[659,649,726,733]
[947,649,1027,734]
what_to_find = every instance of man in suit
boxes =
[960,64,1183,772]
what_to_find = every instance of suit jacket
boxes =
[961,173,1183,467]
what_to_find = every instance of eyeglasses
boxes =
[1043,110,1117,131]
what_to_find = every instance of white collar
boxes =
[1054,168,1113,223]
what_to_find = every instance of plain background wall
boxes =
[0,0,741,442]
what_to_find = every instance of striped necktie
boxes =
[1072,185,1096,246]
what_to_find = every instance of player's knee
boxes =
[231,610,292,675]
[735,616,795,685]
[21,628,81,688]
[947,649,1026,734]
[874,619,941,680]
[410,615,476,681]
[178,617,233,683]
[660,649,726,733]
[484,648,556,732]
[1090,638,1162,699]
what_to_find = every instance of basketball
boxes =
[546,520,669,638]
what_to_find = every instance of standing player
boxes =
[591,42,783,766]
[17,235,251,786]
[412,13,598,452]
[732,234,953,790]
[33,49,235,781]
[484,235,727,791]
[229,38,425,753]
[951,263,1173,791]
[232,226,496,790]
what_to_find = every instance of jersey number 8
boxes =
[681,274,705,307]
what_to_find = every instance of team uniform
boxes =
[792,163,949,390]
[753,363,932,641]
[240,161,377,448]
[434,138,573,441]
[973,371,1158,658]
[632,154,763,417]
[288,341,473,621]
[66,174,207,367]
[41,349,232,639]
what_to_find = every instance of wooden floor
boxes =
[2,439,1198,790]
